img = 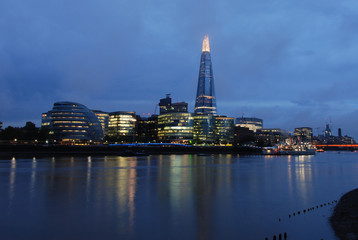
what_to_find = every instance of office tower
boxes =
[194,35,217,115]
[92,110,109,136]
[157,113,194,143]
[46,101,103,142]
[215,116,234,144]
[193,35,217,144]
[136,114,158,143]
[159,94,188,115]
[108,111,136,143]
[235,117,263,132]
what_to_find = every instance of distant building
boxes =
[108,111,136,143]
[92,110,109,136]
[256,128,288,146]
[46,101,103,142]
[294,127,313,142]
[136,115,158,143]
[235,117,263,132]
[159,94,188,115]
[157,113,194,143]
[324,124,332,137]
[215,116,234,144]
[0,121,2,131]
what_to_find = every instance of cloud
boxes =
[1,0,358,140]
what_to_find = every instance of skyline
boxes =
[1,0,358,139]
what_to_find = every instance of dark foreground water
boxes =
[1,152,357,240]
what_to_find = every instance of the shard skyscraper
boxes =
[194,35,217,115]
[193,35,217,144]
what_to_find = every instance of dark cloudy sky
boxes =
[1,0,358,138]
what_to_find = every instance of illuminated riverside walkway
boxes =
[315,144,358,151]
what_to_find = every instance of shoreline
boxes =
[0,144,262,158]
[330,188,358,240]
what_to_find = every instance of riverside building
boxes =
[92,110,109,136]
[294,127,313,142]
[136,114,158,143]
[193,35,217,144]
[215,116,234,144]
[235,117,263,132]
[157,113,194,143]
[157,94,193,143]
[108,111,136,143]
[44,101,103,142]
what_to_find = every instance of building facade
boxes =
[92,110,109,136]
[194,35,217,115]
[41,112,52,128]
[255,128,288,146]
[215,116,234,144]
[294,127,313,142]
[158,113,194,143]
[235,117,263,132]
[136,114,158,143]
[45,101,103,142]
[193,35,217,144]
[108,111,136,143]
[159,94,188,115]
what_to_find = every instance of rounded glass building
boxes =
[48,101,103,142]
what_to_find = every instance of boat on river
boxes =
[263,143,316,155]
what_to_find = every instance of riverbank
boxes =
[330,188,358,240]
[0,144,262,158]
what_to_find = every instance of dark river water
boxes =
[1,152,357,240]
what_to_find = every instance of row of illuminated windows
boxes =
[60,130,87,133]
[52,116,86,120]
[52,112,85,115]
[108,124,135,128]
[53,121,87,124]
[109,116,135,119]
[54,125,89,128]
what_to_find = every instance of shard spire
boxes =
[194,35,216,115]
[202,35,210,52]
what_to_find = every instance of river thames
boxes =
[1,152,357,239]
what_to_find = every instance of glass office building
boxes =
[193,35,217,143]
[235,117,263,132]
[108,111,136,143]
[136,115,158,143]
[46,101,103,142]
[215,116,234,144]
[157,113,194,143]
[92,110,109,136]
[193,115,215,144]
[194,35,217,115]
[159,94,188,115]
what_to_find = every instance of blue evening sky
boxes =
[1,0,358,138]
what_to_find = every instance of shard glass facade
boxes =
[194,36,217,144]
[194,35,217,115]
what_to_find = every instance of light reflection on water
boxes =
[1,152,358,239]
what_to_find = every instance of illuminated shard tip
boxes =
[202,35,210,52]
[195,35,216,115]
